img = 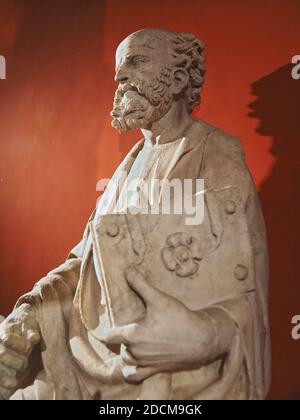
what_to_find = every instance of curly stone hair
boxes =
[170,32,206,113]
[120,29,206,115]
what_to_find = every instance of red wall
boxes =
[0,0,299,399]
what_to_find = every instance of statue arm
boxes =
[195,132,270,397]
[14,242,83,318]
[0,210,96,399]
[196,184,268,364]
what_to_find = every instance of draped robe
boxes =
[10,119,271,400]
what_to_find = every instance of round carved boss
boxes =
[161,232,203,277]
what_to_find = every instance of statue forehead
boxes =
[116,29,175,62]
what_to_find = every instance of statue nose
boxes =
[115,74,129,83]
[115,67,129,83]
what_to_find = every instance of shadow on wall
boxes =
[248,64,300,399]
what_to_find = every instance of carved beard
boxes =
[111,65,173,133]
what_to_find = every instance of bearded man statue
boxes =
[0,28,271,400]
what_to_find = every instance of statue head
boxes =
[111,28,205,133]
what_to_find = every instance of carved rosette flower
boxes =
[161,232,203,277]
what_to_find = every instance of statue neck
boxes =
[141,100,194,146]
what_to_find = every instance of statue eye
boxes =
[131,56,147,66]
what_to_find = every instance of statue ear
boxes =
[171,68,189,94]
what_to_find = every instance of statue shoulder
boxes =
[199,122,253,204]
[205,124,245,164]
[190,119,244,168]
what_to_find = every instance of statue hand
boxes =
[0,303,40,399]
[100,266,217,383]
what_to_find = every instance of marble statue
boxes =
[0,28,271,400]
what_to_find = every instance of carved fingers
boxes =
[101,265,216,381]
[99,323,138,346]
[120,345,160,383]
[120,343,137,366]
[0,341,27,371]
[0,304,40,356]
[124,265,169,309]
[0,342,26,399]
[0,304,40,399]
[0,362,18,389]
[122,365,159,383]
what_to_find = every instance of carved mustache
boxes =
[118,82,145,97]
[111,82,148,118]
